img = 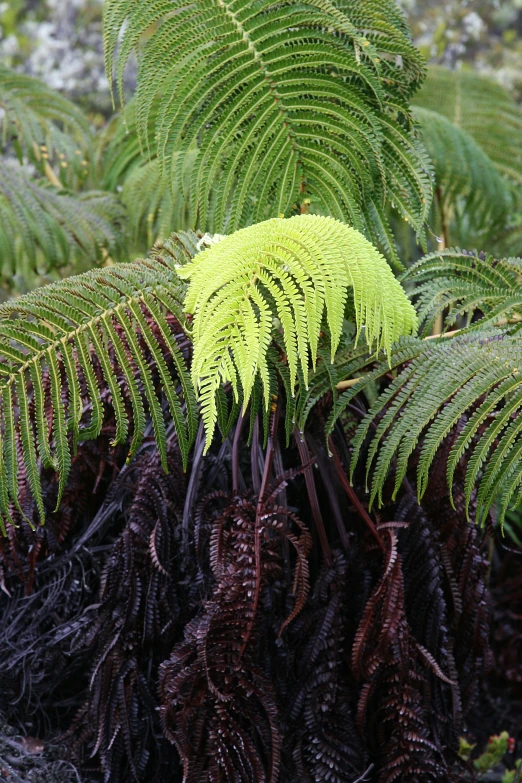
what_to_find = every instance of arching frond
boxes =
[414,107,512,243]
[414,66,522,189]
[0,162,126,290]
[402,248,522,337]
[0,65,93,188]
[102,104,197,250]
[179,214,417,449]
[103,0,432,260]
[348,331,522,528]
[0,250,198,530]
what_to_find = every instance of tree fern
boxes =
[179,214,417,449]
[346,331,522,529]
[0,215,415,524]
[0,249,198,531]
[103,0,432,265]
[402,248,522,337]
[0,162,126,291]
[414,107,512,246]
[414,66,522,189]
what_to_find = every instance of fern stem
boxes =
[239,402,281,660]
[294,427,332,566]
[231,411,245,493]
[328,437,385,552]
[335,329,463,390]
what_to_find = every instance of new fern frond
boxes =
[0,250,198,530]
[103,0,432,263]
[179,215,418,449]
[403,248,522,337]
[347,331,522,529]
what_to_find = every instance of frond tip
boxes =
[179,215,417,449]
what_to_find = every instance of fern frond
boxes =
[350,331,522,528]
[179,214,417,449]
[402,248,522,337]
[0,65,93,187]
[414,107,512,242]
[0,162,126,289]
[102,105,198,249]
[103,0,432,257]
[0,254,197,529]
[414,66,522,189]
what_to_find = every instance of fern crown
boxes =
[179,215,417,449]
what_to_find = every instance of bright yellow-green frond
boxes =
[179,215,417,449]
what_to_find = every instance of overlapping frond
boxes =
[414,107,512,243]
[180,214,417,449]
[403,248,522,337]
[348,331,522,528]
[103,0,432,261]
[0,252,197,531]
[0,65,93,187]
[0,162,126,289]
[414,66,522,189]
[102,105,197,249]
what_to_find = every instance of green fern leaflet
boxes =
[414,107,512,245]
[347,331,522,529]
[403,248,522,337]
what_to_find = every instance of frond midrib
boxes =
[213,0,298,162]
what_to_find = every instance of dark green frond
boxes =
[102,105,198,249]
[0,253,197,528]
[0,162,127,290]
[402,248,522,337]
[103,0,432,258]
[349,331,522,528]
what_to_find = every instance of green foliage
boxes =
[0,216,416,523]
[0,65,93,188]
[0,248,198,530]
[103,0,432,265]
[402,247,522,337]
[0,162,126,292]
[414,106,513,244]
[342,330,522,528]
[0,66,127,291]
[459,731,520,781]
[180,214,417,449]
[414,66,522,189]
[101,104,197,249]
